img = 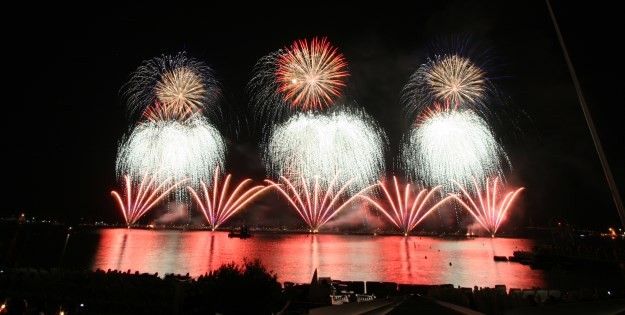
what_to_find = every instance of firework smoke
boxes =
[264,107,386,192]
[451,177,524,236]
[188,168,273,230]
[116,116,225,199]
[124,52,220,121]
[360,176,453,235]
[401,107,508,192]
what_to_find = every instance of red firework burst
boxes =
[276,37,348,110]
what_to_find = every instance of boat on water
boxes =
[228,225,252,238]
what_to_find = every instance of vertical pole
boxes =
[546,0,625,228]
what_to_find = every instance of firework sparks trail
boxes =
[403,54,488,118]
[248,51,288,124]
[276,37,348,110]
[116,116,225,199]
[359,176,454,235]
[401,106,508,192]
[266,175,376,232]
[111,174,187,226]
[188,168,273,230]
[451,177,524,236]
[264,108,386,193]
[124,52,219,121]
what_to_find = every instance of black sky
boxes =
[4,1,623,229]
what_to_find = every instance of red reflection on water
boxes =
[93,229,545,288]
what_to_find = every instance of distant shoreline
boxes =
[75,224,527,239]
[3,219,621,240]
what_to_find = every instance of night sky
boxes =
[5,1,623,229]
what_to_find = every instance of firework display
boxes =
[264,108,386,193]
[188,168,273,230]
[451,177,524,236]
[113,52,226,224]
[111,174,187,226]
[266,175,375,232]
[399,45,523,231]
[401,106,508,192]
[360,176,453,235]
[109,39,524,234]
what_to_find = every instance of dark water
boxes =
[3,227,622,289]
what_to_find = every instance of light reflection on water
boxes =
[92,228,545,288]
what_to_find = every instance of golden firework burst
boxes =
[425,55,485,106]
[154,67,206,118]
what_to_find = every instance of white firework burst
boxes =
[116,115,226,199]
[401,108,509,192]
[264,107,386,192]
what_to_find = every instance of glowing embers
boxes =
[266,175,374,232]
[188,169,272,230]
[451,177,524,236]
[361,176,453,235]
[276,37,348,110]
[111,174,186,226]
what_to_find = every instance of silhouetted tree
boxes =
[189,260,284,314]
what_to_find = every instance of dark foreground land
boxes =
[2,263,624,315]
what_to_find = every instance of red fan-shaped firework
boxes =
[276,37,348,110]
[451,177,524,236]
[111,174,187,226]
[266,174,374,232]
[360,176,453,235]
[188,169,272,230]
